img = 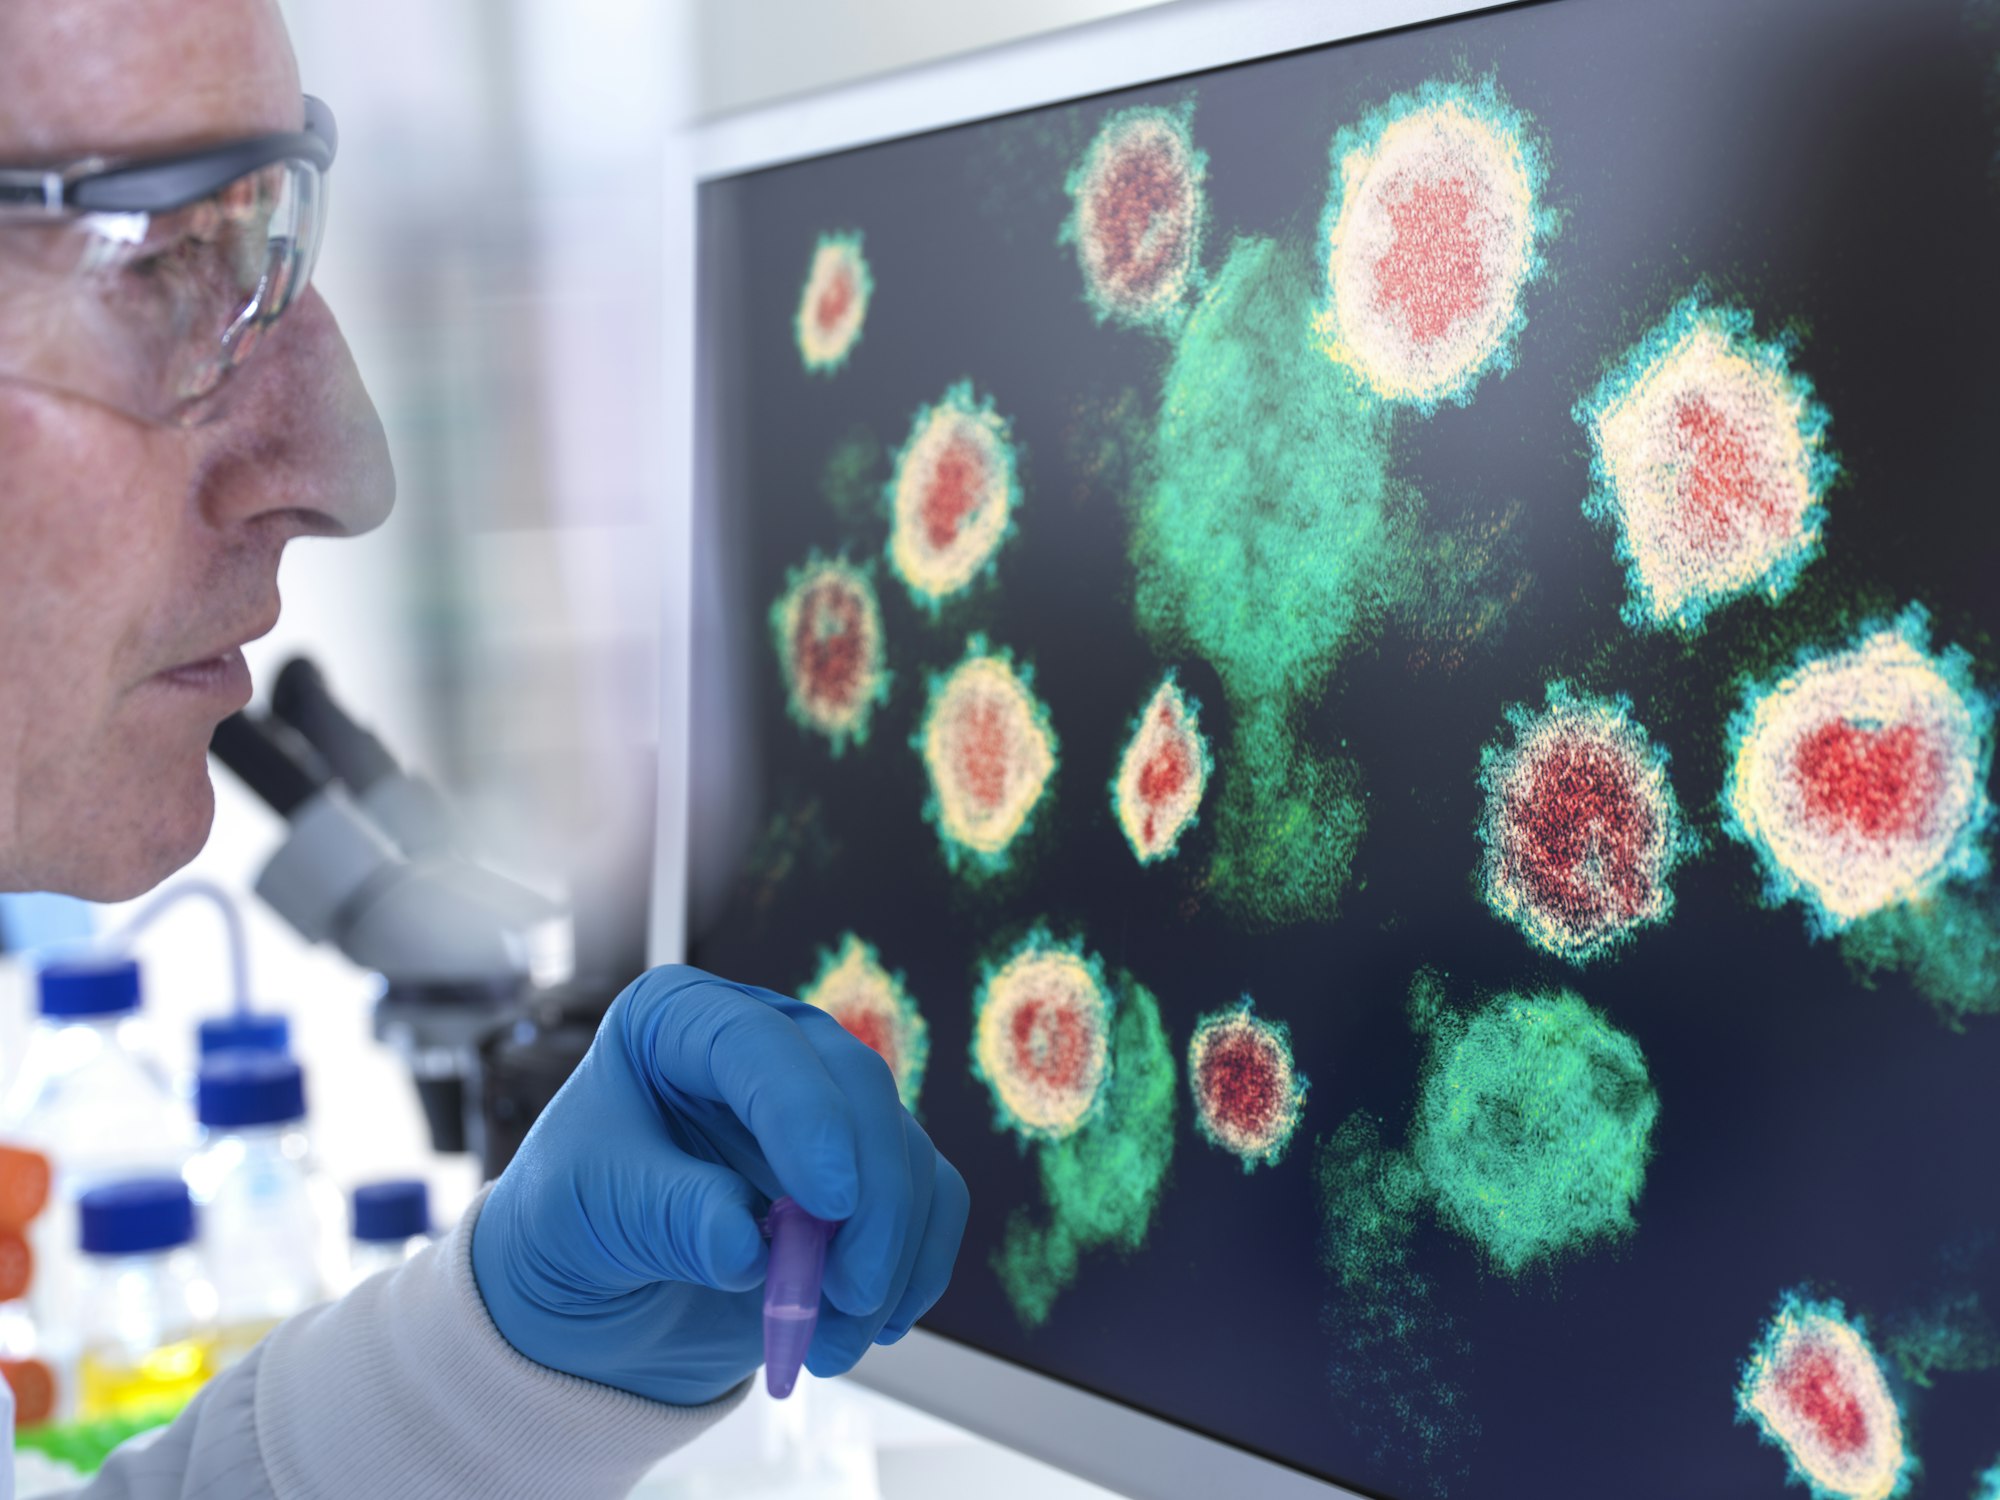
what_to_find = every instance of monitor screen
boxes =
[684,0,2000,1493]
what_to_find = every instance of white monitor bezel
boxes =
[655,3,1518,1495]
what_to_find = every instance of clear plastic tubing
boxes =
[762,1196,837,1400]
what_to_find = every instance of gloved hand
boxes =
[470,965,970,1406]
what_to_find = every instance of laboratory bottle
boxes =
[195,1011,291,1059]
[183,1050,342,1368]
[345,1178,433,1287]
[75,1177,217,1421]
[0,959,197,1404]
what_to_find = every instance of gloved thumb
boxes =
[597,1148,769,1294]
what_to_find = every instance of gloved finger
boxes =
[586,1142,769,1294]
[794,1009,919,1316]
[877,1150,969,1342]
[628,970,861,1221]
[806,1118,935,1376]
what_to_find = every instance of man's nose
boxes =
[195,288,396,538]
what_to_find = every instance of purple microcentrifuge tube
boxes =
[762,1196,836,1399]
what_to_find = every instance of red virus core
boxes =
[1478,689,1688,963]
[1793,720,1945,845]
[791,580,865,714]
[922,434,988,552]
[1136,719,1192,845]
[1187,1000,1307,1170]
[1089,144,1191,304]
[1503,730,1659,932]
[815,267,855,334]
[1670,393,1788,559]
[1196,1028,1284,1140]
[1068,108,1204,327]
[1373,173,1489,345]
[1774,1337,1870,1457]
[1010,994,1094,1094]
[840,1007,898,1078]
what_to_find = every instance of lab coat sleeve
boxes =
[71,1185,749,1499]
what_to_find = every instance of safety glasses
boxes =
[0,96,336,425]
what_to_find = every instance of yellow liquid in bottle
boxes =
[78,1336,215,1421]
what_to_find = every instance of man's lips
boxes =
[151,646,254,707]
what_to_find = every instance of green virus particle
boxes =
[1315,1115,1477,1489]
[1410,986,1658,1277]
[800,934,929,1110]
[988,950,1176,1328]
[1977,1458,2000,1500]
[821,428,884,526]
[1110,672,1211,864]
[1882,1236,2000,1387]
[913,637,1057,879]
[1723,605,1995,939]
[1061,102,1207,330]
[1736,1289,1914,1500]
[971,928,1113,1144]
[1186,997,1306,1171]
[1844,885,2000,1027]
[1129,234,1394,926]
[1475,681,1694,964]
[794,230,872,374]
[885,380,1021,612]
[769,553,889,753]
[1316,76,1552,410]
[1577,294,1835,634]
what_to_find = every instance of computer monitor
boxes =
[657,0,2000,1494]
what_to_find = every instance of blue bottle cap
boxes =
[197,1049,306,1128]
[197,1012,291,1057]
[37,958,140,1018]
[352,1179,430,1243]
[79,1177,194,1255]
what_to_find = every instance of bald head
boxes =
[0,0,301,160]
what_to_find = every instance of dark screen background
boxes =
[687,1,2000,1494]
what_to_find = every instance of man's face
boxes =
[0,0,393,899]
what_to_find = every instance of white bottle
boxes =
[0,959,197,1404]
[345,1179,433,1289]
[182,1050,342,1369]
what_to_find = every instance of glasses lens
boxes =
[0,157,327,424]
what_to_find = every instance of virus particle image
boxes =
[1316,1115,1478,1492]
[1062,103,1207,329]
[794,231,872,374]
[886,381,1021,611]
[1737,1291,1913,1500]
[915,639,1058,877]
[971,932,1113,1143]
[800,934,929,1110]
[1724,607,1995,936]
[769,553,889,753]
[1316,77,1550,409]
[1111,673,1211,864]
[986,942,1176,1327]
[1578,296,1835,633]
[1187,997,1307,1171]
[1410,986,1658,1277]
[1129,235,1395,926]
[1475,681,1693,963]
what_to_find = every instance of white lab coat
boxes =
[40,1188,745,1499]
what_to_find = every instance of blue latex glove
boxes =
[471,965,970,1406]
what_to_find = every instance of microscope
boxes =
[209,660,629,1177]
